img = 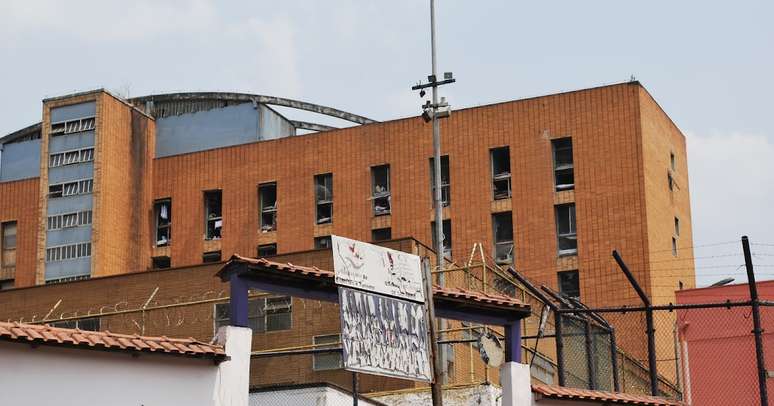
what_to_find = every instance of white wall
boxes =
[250,385,383,406]
[0,341,220,406]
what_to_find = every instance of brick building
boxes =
[0,81,694,308]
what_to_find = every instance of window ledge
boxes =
[557,250,578,258]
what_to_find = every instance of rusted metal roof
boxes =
[532,383,685,405]
[0,320,226,361]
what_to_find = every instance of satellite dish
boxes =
[478,332,505,368]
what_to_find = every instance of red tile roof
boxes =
[532,383,685,405]
[227,255,528,309]
[0,321,226,361]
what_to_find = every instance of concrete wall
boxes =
[155,102,295,158]
[0,341,220,406]
[0,139,40,182]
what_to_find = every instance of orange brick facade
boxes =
[1,82,694,309]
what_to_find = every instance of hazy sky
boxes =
[1,0,772,286]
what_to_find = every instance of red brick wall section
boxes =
[0,178,40,287]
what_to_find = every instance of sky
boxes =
[1,0,772,286]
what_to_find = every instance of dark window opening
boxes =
[315,174,333,224]
[552,138,574,191]
[558,270,580,299]
[257,243,277,257]
[154,199,171,246]
[313,334,343,371]
[152,256,171,270]
[1,221,17,268]
[259,183,277,233]
[204,190,222,239]
[555,204,577,255]
[492,212,514,265]
[371,165,391,216]
[0,280,14,290]
[431,219,452,258]
[490,147,511,200]
[668,172,674,192]
[674,217,680,237]
[51,317,100,332]
[672,237,678,257]
[429,155,450,207]
[203,251,222,263]
[214,296,292,333]
[670,152,676,171]
[371,228,392,242]
[315,236,332,250]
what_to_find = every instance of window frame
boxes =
[371,164,391,216]
[371,227,392,242]
[552,137,574,191]
[257,243,277,257]
[555,204,578,256]
[490,147,511,200]
[154,199,171,247]
[312,334,343,371]
[492,212,514,265]
[1,221,17,268]
[431,219,452,258]
[204,190,223,240]
[558,269,580,299]
[259,183,277,233]
[214,296,292,334]
[315,236,332,250]
[314,173,334,224]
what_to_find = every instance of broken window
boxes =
[555,204,577,255]
[558,270,580,299]
[315,173,333,224]
[313,334,343,371]
[154,199,171,246]
[490,147,511,200]
[152,256,171,270]
[492,212,514,265]
[1,222,17,268]
[47,211,91,231]
[552,138,574,191]
[371,228,392,242]
[429,155,450,207]
[204,190,222,240]
[51,117,95,137]
[50,179,93,198]
[203,251,222,263]
[371,165,391,216]
[257,243,277,257]
[259,183,277,233]
[315,236,332,250]
[431,219,452,258]
[214,296,292,334]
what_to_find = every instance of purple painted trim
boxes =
[504,322,522,363]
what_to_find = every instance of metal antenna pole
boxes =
[742,236,769,406]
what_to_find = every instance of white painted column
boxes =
[214,326,253,406]
[500,362,533,406]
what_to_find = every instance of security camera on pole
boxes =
[411,1,455,405]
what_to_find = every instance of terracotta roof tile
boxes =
[0,321,225,361]
[532,383,685,405]
[228,255,528,309]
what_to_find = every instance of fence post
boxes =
[585,319,597,390]
[613,250,658,396]
[555,311,566,386]
[610,327,621,392]
[742,236,769,406]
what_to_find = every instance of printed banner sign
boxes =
[338,287,432,382]
[332,235,424,303]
